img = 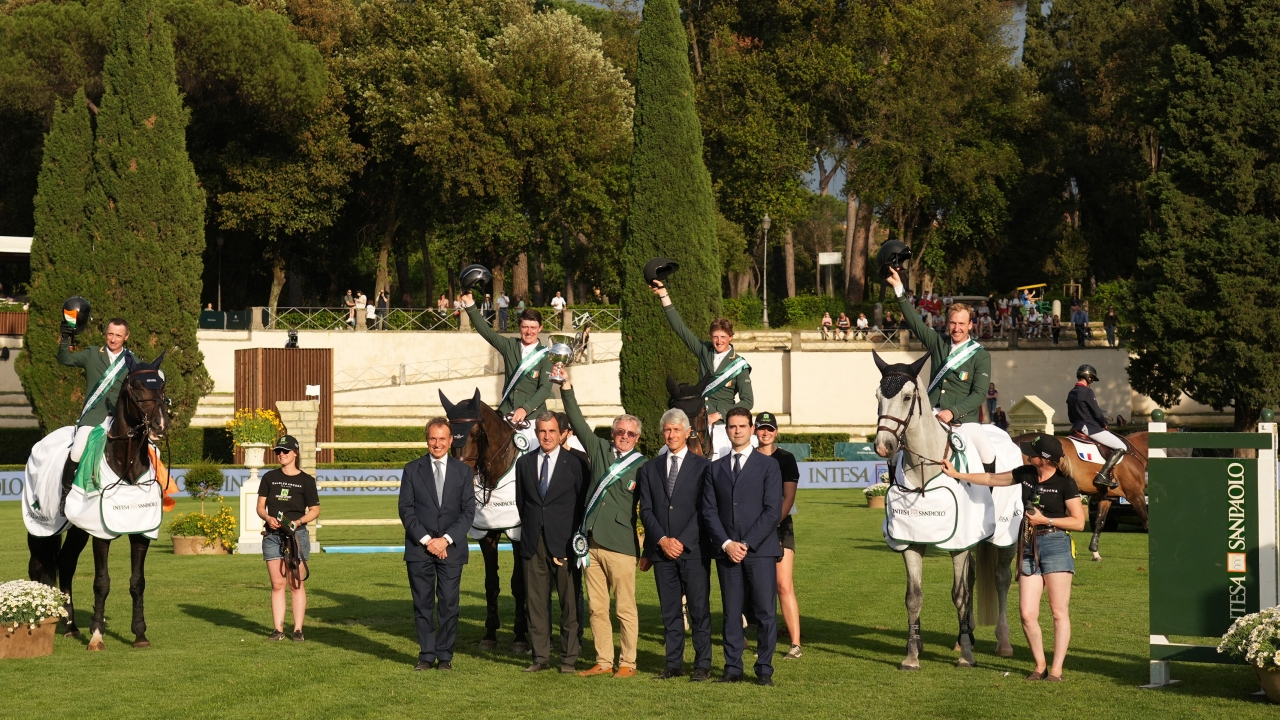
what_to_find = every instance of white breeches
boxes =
[933,412,995,464]
[1088,429,1127,452]
[70,425,94,463]
[710,424,758,461]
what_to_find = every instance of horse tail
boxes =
[976,541,998,627]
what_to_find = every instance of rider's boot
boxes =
[57,458,79,516]
[1093,450,1125,490]
[982,462,996,474]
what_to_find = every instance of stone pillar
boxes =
[355,307,367,332]
[563,308,574,332]
[251,306,266,331]
[276,400,320,476]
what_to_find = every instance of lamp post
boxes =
[761,214,771,328]
[216,235,224,311]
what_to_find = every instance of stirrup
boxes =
[1093,472,1118,490]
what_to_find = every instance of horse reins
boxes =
[274,523,310,587]
[876,372,958,488]
[104,369,170,485]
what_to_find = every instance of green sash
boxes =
[499,345,550,407]
[926,340,981,395]
[573,449,645,568]
[703,355,749,398]
[76,350,130,427]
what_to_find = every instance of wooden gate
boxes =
[234,348,334,463]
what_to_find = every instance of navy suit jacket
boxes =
[514,448,588,560]
[639,449,712,562]
[399,454,476,564]
[701,449,783,560]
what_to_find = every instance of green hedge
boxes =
[332,426,424,464]
[777,432,849,458]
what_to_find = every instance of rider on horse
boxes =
[1066,364,1125,489]
[650,266,752,460]
[58,309,135,506]
[460,283,553,434]
[885,268,996,470]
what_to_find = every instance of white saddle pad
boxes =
[981,424,1025,548]
[22,426,76,537]
[1068,437,1105,464]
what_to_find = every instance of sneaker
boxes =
[292,630,305,642]
[267,630,286,641]
[784,644,803,659]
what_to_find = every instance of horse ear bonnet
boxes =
[879,369,914,399]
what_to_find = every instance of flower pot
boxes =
[241,443,269,469]
[0,618,58,659]
[172,535,229,555]
[1256,666,1280,703]
[867,496,886,509]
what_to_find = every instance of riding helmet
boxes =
[1076,364,1099,382]
[643,257,680,288]
[876,240,912,280]
[62,296,92,331]
[459,264,492,291]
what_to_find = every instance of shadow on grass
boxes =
[180,601,413,664]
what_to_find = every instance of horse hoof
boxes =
[997,645,1014,658]
[63,629,81,639]
[478,639,497,650]
[1092,553,1102,562]
[133,639,151,649]
[898,662,920,671]
[957,658,978,669]
[87,640,105,652]
[511,641,530,654]
[953,642,962,652]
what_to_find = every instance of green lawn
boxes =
[0,491,1271,719]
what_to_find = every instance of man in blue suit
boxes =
[400,417,477,671]
[639,407,715,682]
[702,407,782,686]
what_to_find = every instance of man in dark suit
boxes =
[639,407,714,682]
[702,407,782,686]
[399,418,477,671]
[515,411,587,673]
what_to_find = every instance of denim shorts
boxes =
[1021,530,1074,576]
[263,527,310,562]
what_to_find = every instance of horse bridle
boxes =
[105,368,170,484]
[875,372,955,481]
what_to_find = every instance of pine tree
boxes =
[619,0,720,448]
[18,90,105,430]
[88,0,211,425]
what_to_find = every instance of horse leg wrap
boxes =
[1093,450,1124,489]
[957,620,975,648]
[908,622,922,655]
[982,462,996,474]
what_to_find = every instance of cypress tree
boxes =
[18,90,105,430]
[619,0,720,448]
[90,0,211,426]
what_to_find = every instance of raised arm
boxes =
[887,268,945,357]
[462,296,508,350]
[560,385,611,469]
[57,336,88,368]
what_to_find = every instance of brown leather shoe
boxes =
[577,664,613,677]
[523,663,551,673]
[613,666,637,678]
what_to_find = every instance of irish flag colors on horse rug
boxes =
[63,425,163,540]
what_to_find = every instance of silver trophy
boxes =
[548,326,591,385]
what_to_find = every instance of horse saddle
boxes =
[1068,433,1113,462]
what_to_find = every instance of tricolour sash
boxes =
[573,449,645,568]
[926,340,981,394]
[76,351,129,427]
[498,345,550,407]
[702,355,750,398]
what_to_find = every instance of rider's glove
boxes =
[59,321,76,338]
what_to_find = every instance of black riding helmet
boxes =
[643,257,680,288]
[62,296,92,332]
[876,240,912,280]
[1077,364,1099,383]
[459,264,492,291]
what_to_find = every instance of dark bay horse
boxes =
[27,354,172,649]
[665,376,712,457]
[1011,431,1149,561]
[439,389,527,651]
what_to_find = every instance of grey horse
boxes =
[873,351,1017,670]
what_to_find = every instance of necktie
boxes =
[434,460,445,506]
[540,453,550,498]
[732,453,742,482]
[667,455,680,497]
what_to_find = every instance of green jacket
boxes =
[58,338,132,427]
[465,303,552,416]
[662,304,753,420]
[562,388,641,557]
[896,295,990,424]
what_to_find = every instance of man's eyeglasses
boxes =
[613,429,639,440]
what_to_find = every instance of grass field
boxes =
[0,491,1272,719]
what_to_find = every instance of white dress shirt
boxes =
[712,347,730,370]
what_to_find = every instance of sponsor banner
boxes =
[0,468,407,499]
[797,461,888,489]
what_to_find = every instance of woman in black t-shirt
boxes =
[941,434,1085,682]
[256,435,321,642]
[753,413,803,659]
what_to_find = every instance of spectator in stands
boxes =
[1071,306,1087,347]
[550,292,567,330]
[854,313,868,340]
[987,383,998,423]
[998,295,1009,322]
[205,303,214,310]
[882,311,896,330]
[497,292,510,332]
[481,294,495,326]
[820,312,833,340]
[516,296,527,314]
[436,294,450,315]
[1026,305,1041,337]
[344,289,356,327]
[978,313,993,339]
[376,290,389,330]
[1104,307,1118,348]
[993,406,1009,430]
[1050,312,1061,346]
[354,290,369,328]
[836,312,851,340]
[1001,313,1013,339]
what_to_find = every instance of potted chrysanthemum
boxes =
[0,580,69,658]
[864,473,890,509]
[225,408,285,467]
[1219,606,1280,700]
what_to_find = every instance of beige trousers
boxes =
[585,538,638,669]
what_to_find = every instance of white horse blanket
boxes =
[884,424,1023,551]
[24,423,162,540]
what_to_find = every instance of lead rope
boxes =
[277,523,310,587]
